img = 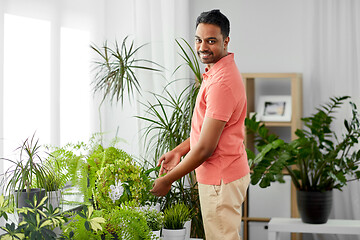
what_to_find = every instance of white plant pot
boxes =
[184,220,192,240]
[151,229,161,239]
[162,228,186,240]
[47,190,61,209]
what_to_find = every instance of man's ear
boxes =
[224,36,230,49]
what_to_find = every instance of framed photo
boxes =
[257,95,292,122]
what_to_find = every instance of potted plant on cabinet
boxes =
[246,96,360,224]
[162,202,193,240]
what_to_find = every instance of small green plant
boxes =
[1,195,67,240]
[144,208,164,231]
[163,202,192,230]
[100,206,152,240]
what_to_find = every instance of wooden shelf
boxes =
[242,73,302,240]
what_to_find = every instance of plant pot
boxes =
[162,228,186,240]
[297,190,333,224]
[15,188,46,208]
[47,190,61,209]
[15,188,46,222]
[184,220,191,240]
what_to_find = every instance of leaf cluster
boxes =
[100,206,152,240]
[246,96,360,191]
[91,36,162,106]
[1,195,67,240]
[143,208,164,231]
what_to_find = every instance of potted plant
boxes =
[144,208,164,239]
[38,168,64,209]
[162,202,193,240]
[245,96,360,223]
[2,135,50,211]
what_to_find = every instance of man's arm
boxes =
[150,117,226,196]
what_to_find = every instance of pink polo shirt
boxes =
[190,53,250,185]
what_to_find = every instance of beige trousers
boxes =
[198,174,250,240]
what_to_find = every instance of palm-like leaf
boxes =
[91,36,162,105]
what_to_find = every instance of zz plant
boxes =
[246,96,360,191]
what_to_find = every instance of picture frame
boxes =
[256,95,292,122]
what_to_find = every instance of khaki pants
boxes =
[198,174,250,240]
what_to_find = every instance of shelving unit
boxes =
[241,73,303,240]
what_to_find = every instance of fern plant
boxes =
[246,96,360,191]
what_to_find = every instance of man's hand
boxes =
[150,176,172,197]
[157,151,181,177]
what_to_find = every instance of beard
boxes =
[197,50,214,64]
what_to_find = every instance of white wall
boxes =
[190,0,305,73]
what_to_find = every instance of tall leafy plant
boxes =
[137,38,204,237]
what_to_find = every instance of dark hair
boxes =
[196,9,230,38]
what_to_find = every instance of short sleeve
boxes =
[205,82,236,122]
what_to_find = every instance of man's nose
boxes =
[199,42,208,52]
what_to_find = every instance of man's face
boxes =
[195,23,229,67]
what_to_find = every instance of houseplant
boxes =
[144,208,164,239]
[2,134,50,210]
[137,38,203,238]
[246,96,360,223]
[98,205,152,240]
[90,36,161,106]
[162,202,193,240]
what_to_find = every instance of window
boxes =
[2,14,91,174]
[3,14,50,171]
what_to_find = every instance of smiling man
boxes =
[150,9,250,240]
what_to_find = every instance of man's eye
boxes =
[195,39,201,43]
[208,40,216,44]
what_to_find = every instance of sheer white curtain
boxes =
[0,0,105,176]
[101,0,191,157]
[303,1,360,240]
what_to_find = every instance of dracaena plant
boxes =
[2,134,52,206]
[246,96,360,191]
[90,36,162,106]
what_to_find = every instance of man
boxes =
[150,9,250,240]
